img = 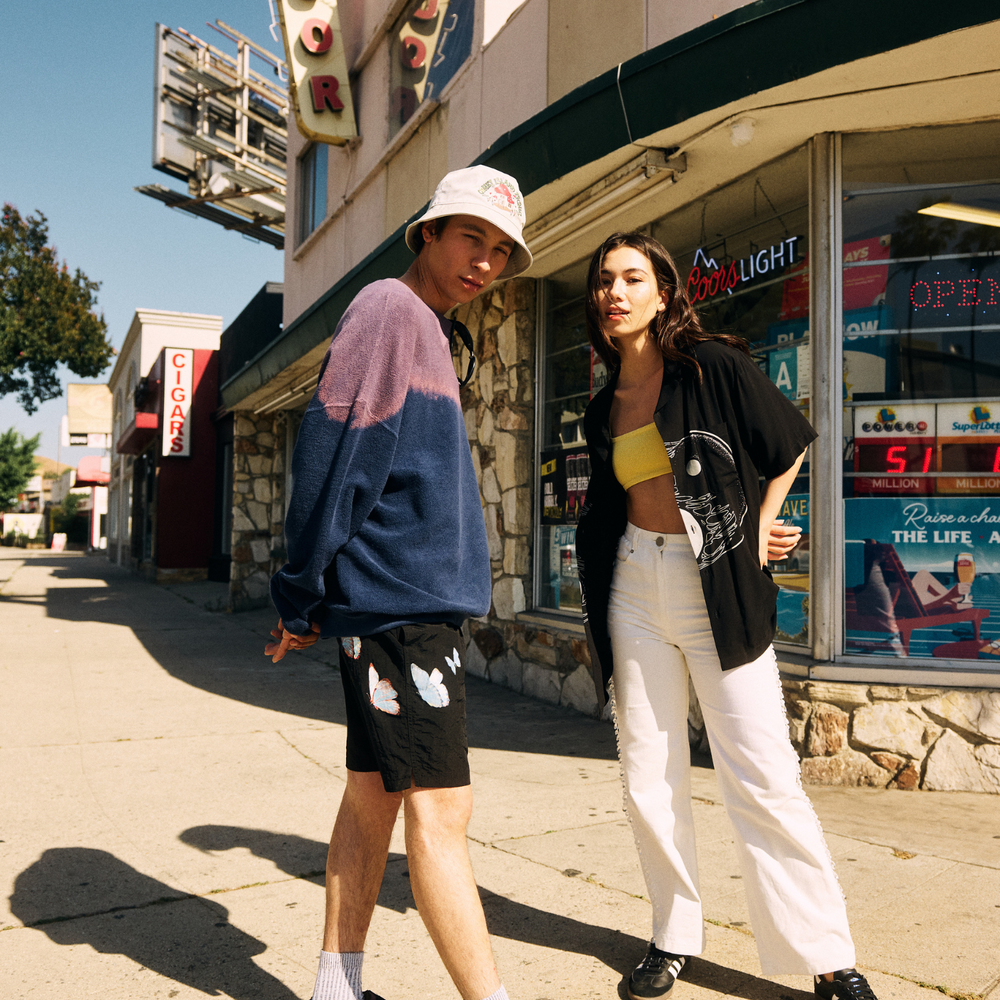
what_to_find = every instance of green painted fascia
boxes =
[481,0,1000,192]
[222,0,1000,408]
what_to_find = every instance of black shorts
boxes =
[339,622,470,793]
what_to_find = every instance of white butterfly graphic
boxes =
[444,647,461,674]
[341,636,362,659]
[411,663,450,708]
[368,664,400,715]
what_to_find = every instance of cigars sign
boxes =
[162,349,193,458]
[274,0,357,145]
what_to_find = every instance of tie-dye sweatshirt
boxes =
[270,278,491,638]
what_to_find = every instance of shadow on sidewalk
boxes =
[176,823,801,1000]
[9,847,299,1000]
[16,553,619,760]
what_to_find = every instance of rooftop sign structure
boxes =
[135,22,289,249]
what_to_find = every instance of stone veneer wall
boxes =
[451,279,599,715]
[780,679,1000,792]
[229,411,287,611]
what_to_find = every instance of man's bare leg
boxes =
[403,784,503,1000]
[323,769,403,951]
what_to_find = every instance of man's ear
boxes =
[421,220,440,246]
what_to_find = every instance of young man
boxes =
[266,165,532,1000]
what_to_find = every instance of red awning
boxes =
[75,455,110,487]
[116,412,159,455]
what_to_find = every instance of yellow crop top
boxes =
[611,422,672,490]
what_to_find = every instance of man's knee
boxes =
[403,783,473,840]
[342,769,404,821]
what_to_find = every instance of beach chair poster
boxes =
[844,497,1000,661]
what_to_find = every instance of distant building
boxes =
[107,309,222,581]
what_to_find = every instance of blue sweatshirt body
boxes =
[270,279,491,637]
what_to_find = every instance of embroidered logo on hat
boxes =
[478,177,524,221]
[404,164,533,278]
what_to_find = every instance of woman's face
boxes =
[597,246,668,342]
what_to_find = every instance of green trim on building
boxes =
[221,0,999,409]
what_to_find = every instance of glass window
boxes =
[658,146,811,646]
[297,142,328,244]
[535,147,812,640]
[538,259,592,613]
[841,123,1000,665]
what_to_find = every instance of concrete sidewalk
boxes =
[2,550,998,1000]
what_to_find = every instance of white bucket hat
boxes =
[405,165,533,278]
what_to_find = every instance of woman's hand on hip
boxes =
[759,521,802,567]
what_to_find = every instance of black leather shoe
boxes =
[362,993,387,1000]
[815,969,878,1000]
[628,942,688,999]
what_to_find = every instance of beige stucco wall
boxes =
[282,0,755,330]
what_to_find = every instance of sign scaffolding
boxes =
[135,21,289,248]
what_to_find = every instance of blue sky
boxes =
[1,2,284,464]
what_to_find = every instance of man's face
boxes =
[419,214,516,307]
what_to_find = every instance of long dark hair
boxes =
[584,231,750,379]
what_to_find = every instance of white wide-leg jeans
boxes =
[609,524,856,975]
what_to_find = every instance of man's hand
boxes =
[759,521,803,567]
[264,619,322,662]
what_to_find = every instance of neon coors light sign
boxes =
[685,237,801,304]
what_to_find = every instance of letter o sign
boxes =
[400,36,426,69]
[300,18,333,54]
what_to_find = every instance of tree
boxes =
[0,428,41,510]
[1,204,114,413]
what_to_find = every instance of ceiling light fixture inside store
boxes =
[917,202,1000,228]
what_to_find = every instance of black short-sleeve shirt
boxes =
[576,340,818,710]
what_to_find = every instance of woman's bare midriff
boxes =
[626,473,686,533]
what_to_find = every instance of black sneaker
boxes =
[362,993,388,1000]
[815,969,878,1000]
[628,942,688,999]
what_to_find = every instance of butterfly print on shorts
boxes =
[368,664,400,715]
[411,663,449,708]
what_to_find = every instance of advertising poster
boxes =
[776,235,890,320]
[540,450,566,526]
[843,304,895,400]
[591,346,609,396]
[844,497,1000,661]
[842,235,891,310]
[771,493,810,644]
[540,449,591,525]
[769,344,811,402]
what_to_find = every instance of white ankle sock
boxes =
[480,987,510,1000]
[312,950,363,1000]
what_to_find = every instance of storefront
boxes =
[537,122,1000,680]
[222,1,1000,789]
[108,310,223,581]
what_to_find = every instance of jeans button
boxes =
[655,536,664,547]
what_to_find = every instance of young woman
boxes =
[575,233,877,1000]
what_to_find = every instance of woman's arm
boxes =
[758,448,808,567]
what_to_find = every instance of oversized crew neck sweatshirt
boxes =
[270,278,491,638]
